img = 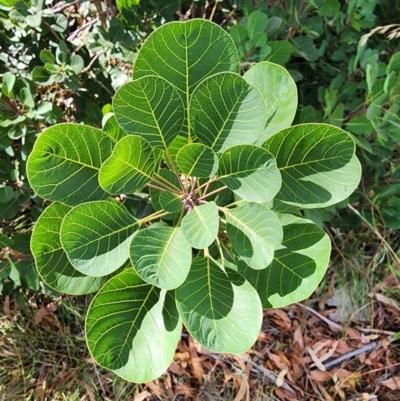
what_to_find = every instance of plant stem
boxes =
[139,209,170,225]
[146,181,180,194]
[195,177,217,194]
[215,236,224,267]
[223,199,245,209]
[164,148,187,194]
[198,185,228,201]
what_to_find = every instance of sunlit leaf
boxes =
[176,257,262,353]
[86,269,181,382]
[130,226,191,289]
[61,200,137,277]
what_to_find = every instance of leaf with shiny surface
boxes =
[224,203,283,269]
[113,76,184,149]
[190,72,266,152]
[27,123,112,206]
[31,203,106,295]
[61,200,137,277]
[130,226,191,289]
[99,136,156,194]
[176,257,262,353]
[218,144,281,203]
[86,269,181,382]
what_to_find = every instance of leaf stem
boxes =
[146,182,180,195]
[164,148,187,194]
[198,185,228,201]
[215,236,225,267]
[195,177,217,194]
[139,209,171,225]
[223,199,245,209]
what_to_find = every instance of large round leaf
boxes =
[224,203,283,269]
[190,72,266,153]
[244,62,297,144]
[31,203,106,295]
[176,143,218,178]
[27,123,112,206]
[237,213,331,308]
[181,202,219,249]
[132,19,240,101]
[218,144,281,203]
[263,124,361,208]
[130,226,192,290]
[99,136,156,194]
[113,76,184,149]
[176,257,262,353]
[86,269,181,383]
[61,200,137,277]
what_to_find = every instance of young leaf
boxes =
[159,191,182,213]
[244,62,297,142]
[61,200,137,277]
[176,257,262,353]
[113,76,184,149]
[176,143,218,178]
[224,203,283,269]
[130,226,191,289]
[181,202,219,249]
[86,270,181,382]
[99,136,156,194]
[218,144,281,203]
[237,214,331,308]
[31,203,107,295]
[190,72,267,153]
[27,123,112,206]
[263,123,361,208]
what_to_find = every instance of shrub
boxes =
[26,18,361,382]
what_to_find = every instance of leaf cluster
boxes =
[26,19,360,382]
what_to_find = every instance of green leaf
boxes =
[218,144,281,203]
[32,66,54,85]
[31,203,107,295]
[224,203,282,269]
[130,226,191,289]
[132,19,240,103]
[176,144,218,178]
[345,116,374,136]
[181,202,219,249]
[60,200,137,277]
[190,72,266,153]
[263,124,361,208]
[176,257,262,353]
[293,36,320,62]
[68,54,84,75]
[113,76,184,149]
[2,72,16,97]
[99,136,156,195]
[237,213,331,308]
[247,11,268,40]
[266,41,293,65]
[387,52,400,75]
[102,114,126,143]
[27,123,112,206]
[86,269,181,383]
[0,196,20,220]
[0,233,13,248]
[244,62,297,142]
[159,191,182,213]
[0,185,15,203]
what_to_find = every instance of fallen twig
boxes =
[295,303,343,333]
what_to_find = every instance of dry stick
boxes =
[67,18,99,42]
[295,302,343,333]
[201,351,297,395]
[322,340,384,370]
[209,0,219,21]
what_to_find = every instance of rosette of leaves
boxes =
[26,19,361,383]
